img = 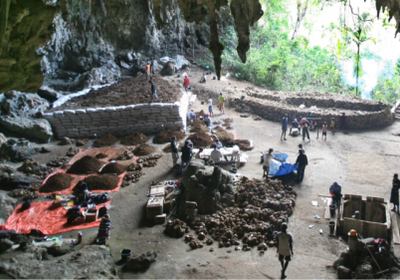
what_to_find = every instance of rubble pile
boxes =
[9,188,39,200]
[137,154,163,167]
[46,157,69,168]
[164,219,190,237]
[66,147,79,157]
[17,158,53,178]
[172,175,297,251]
[111,148,134,160]
[123,251,157,272]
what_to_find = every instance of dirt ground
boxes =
[2,68,400,279]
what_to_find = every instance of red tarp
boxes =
[38,169,126,195]
[4,200,110,235]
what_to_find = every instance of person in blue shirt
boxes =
[281,114,288,141]
[187,109,196,120]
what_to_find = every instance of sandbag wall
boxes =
[230,97,394,130]
[42,101,189,139]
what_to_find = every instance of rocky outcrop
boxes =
[0,138,36,162]
[0,91,52,142]
[0,192,17,224]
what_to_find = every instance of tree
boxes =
[341,4,375,97]
[291,0,310,40]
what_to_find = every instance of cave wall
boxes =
[0,0,57,93]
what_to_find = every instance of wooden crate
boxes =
[146,197,164,219]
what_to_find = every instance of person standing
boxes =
[208,95,213,116]
[330,118,336,135]
[184,75,190,91]
[171,136,179,168]
[300,117,310,141]
[276,222,293,279]
[322,121,328,140]
[390,174,400,213]
[218,92,225,115]
[149,79,159,102]
[150,57,155,74]
[340,113,346,130]
[329,182,342,209]
[178,140,193,174]
[295,149,308,182]
[281,114,288,141]
[145,62,151,80]
[263,148,274,178]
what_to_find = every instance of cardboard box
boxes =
[150,185,165,197]
[146,197,164,219]
[155,214,166,224]
[85,209,99,222]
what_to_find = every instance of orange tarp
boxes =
[4,200,110,235]
[38,169,126,195]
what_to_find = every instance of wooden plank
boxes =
[391,212,400,245]
[324,197,333,220]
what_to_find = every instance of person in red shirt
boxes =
[184,75,190,91]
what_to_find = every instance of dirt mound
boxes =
[163,141,184,153]
[153,130,186,144]
[66,156,104,175]
[234,139,254,151]
[195,110,207,118]
[213,126,232,142]
[134,144,157,156]
[50,76,181,110]
[82,174,120,191]
[120,132,149,146]
[187,133,213,148]
[100,163,126,175]
[40,173,74,193]
[188,119,205,126]
[190,124,209,133]
[93,134,119,147]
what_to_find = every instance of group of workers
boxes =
[282,112,347,141]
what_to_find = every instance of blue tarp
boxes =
[268,153,298,177]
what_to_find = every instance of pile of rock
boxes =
[164,219,190,237]
[137,154,162,168]
[123,251,157,272]
[0,138,36,162]
[17,158,52,178]
[46,157,69,168]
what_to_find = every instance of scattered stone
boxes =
[58,137,73,146]
[164,219,189,238]
[66,147,79,157]
[123,251,157,272]
[0,239,14,253]
[35,147,51,153]
[0,193,17,224]
[75,139,89,146]
[46,157,69,168]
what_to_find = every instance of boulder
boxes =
[37,86,62,103]
[0,133,6,145]
[124,251,157,272]
[0,193,17,224]
[0,239,14,253]
[0,138,36,162]
[159,56,170,65]
[0,116,52,143]
[175,55,190,70]
[58,137,73,146]
[161,60,178,76]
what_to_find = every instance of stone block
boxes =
[64,109,76,115]
[74,109,87,115]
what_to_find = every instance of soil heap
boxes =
[212,126,232,142]
[81,174,120,191]
[93,134,119,147]
[233,139,254,151]
[163,141,184,153]
[153,130,186,144]
[187,132,213,148]
[40,173,74,193]
[100,163,126,175]
[50,76,181,111]
[133,144,157,156]
[120,132,149,146]
[66,156,104,175]
[190,124,209,133]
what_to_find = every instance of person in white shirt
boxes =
[208,96,213,116]
[210,145,222,165]
[276,222,293,279]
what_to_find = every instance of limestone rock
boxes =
[0,116,52,143]
[0,133,7,145]
[0,138,36,162]
[58,137,73,146]
[175,55,191,70]
[161,60,178,76]
[0,91,49,118]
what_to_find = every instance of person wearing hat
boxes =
[218,92,225,114]
[295,149,308,182]
[184,75,190,91]
[178,140,193,174]
[276,222,293,279]
[171,136,179,168]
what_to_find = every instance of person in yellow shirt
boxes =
[330,117,335,135]
[218,92,225,114]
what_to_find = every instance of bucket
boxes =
[120,249,131,262]
[328,221,335,235]
[329,204,336,217]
